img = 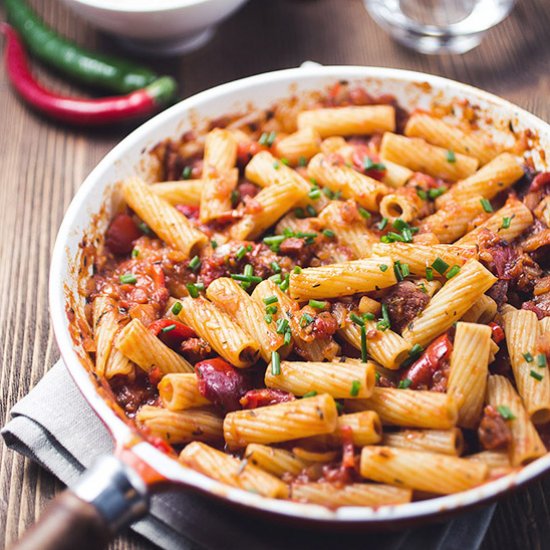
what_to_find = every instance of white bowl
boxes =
[60,0,250,56]
[50,66,550,527]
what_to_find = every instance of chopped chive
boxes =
[161,324,176,333]
[171,301,183,315]
[358,207,371,220]
[309,299,328,309]
[296,231,318,239]
[523,352,534,362]
[211,240,218,249]
[258,132,269,146]
[283,229,294,238]
[300,313,314,327]
[376,320,389,331]
[283,329,292,345]
[263,295,278,305]
[323,187,335,199]
[302,391,318,398]
[309,177,317,185]
[323,229,336,238]
[138,221,152,235]
[394,261,403,282]
[393,218,408,232]
[265,305,278,315]
[243,264,254,277]
[279,273,290,291]
[480,198,493,213]
[298,156,307,167]
[186,283,200,298]
[119,273,137,284]
[416,188,428,200]
[379,264,388,272]
[400,263,410,278]
[188,255,201,272]
[181,166,192,180]
[273,161,280,170]
[335,401,344,414]
[294,207,306,219]
[264,314,273,324]
[530,369,543,381]
[537,354,548,368]
[497,405,516,420]
[377,217,388,230]
[428,187,445,200]
[445,265,461,279]
[501,216,512,229]
[131,248,139,259]
[271,351,281,375]
[409,343,423,357]
[306,205,317,217]
[236,245,248,260]
[375,371,381,383]
[364,312,375,321]
[432,257,449,275]
[308,187,321,200]
[350,313,365,326]
[266,131,277,147]
[270,273,282,284]
[381,303,391,327]
[230,274,263,283]
[398,379,412,389]
[386,232,406,243]
[276,318,289,334]
[360,325,368,363]
[418,283,428,293]
[230,189,240,208]
[401,227,413,243]
[426,267,434,281]
[195,282,205,291]
[293,266,302,274]
[281,157,290,166]
[263,235,286,247]
[446,150,456,163]
[350,379,361,397]
[271,261,281,273]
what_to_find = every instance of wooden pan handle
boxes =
[9,455,149,550]
[9,489,111,550]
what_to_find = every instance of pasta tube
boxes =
[382,428,463,456]
[223,394,338,448]
[158,373,210,411]
[274,127,321,164]
[177,297,260,368]
[151,180,203,206]
[460,294,497,323]
[487,375,546,466]
[447,322,492,428]
[380,133,479,181]
[264,360,375,399]
[115,318,193,374]
[288,257,397,300]
[136,405,222,444]
[297,105,395,137]
[379,189,424,223]
[360,446,487,494]
[346,387,457,429]
[180,441,288,498]
[245,444,308,477]
[401,260,497,347]
[122,177,207,258]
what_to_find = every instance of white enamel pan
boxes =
[11,66,550,550]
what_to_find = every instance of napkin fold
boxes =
[1,361,495,550]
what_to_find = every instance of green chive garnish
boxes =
[294,207,306,219]
[309,299,328,309]
[266,131,277,147]
[381,303,391,328]
[350,379,361,397]
[426,267,434,281]
[409,344,423,357]
[445,265,461,279]
[298,156,307,167]
[186,283,199,298]
[300,313,314,327]
[236,246,248,260]
[537,354,547,368]
[530,369,543,381]
[350,313,365,326]
[182,166,192,180]
[211,240,218,249]
[271,261,282,274]
[231,273,263,283]
[264,314,273,324]
[279,274,290,291]
[480,198,493,213]
[432,257,449,275]
[417,188,428,200]
[189,256,201,271]
[293,266,302,274]
[364,312,375,320]
[446,150,456,163]
[303,391,318,398]
[394,261,403,282]
[497,405,516,420]
[308,188,321,200]
[265,305,278,315]
[131,248,139,258]
[271,351,281,375]
[171,301,183,315]
[276,319,289,334]
[523,352,534,363]
[306,205,317,217]
[379,264,388,272]
[400,263,410,277]
[501,217,512,229]
[323,229,335,238]
[119,273,137,284]
[359,207,371,220]
[263,295,278,305]
[428,187,445,200]
[138,222,152,235]
[284,329,292,346]
[258,132,269,146]
[377,217,388,230]
[398,379,412,389]
[273,161,280,170]
[360,325,368,362]
[281,157,290,166]
[161,324,176,333]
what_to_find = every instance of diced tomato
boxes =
[402,334,453,389]
[340,425,356,469]
[175,204,199,220]
[148,366,163,386]
[148,319,196,350]
[529,171,550,192]
[237,141,265,166]
[105,214,142,255]
[195,357,252,412]
[489,322,505,344]
[239,388,295,409]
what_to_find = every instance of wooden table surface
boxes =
[1,0,550,548]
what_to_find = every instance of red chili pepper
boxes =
[489,322,505,344]
[105,214,142,255]
[2,24,177,126]
[239,388,295,409]
[148,319,196,350]
[529,171,550,192]
[402,334,453,388]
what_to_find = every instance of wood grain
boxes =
[1,0,549,548]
